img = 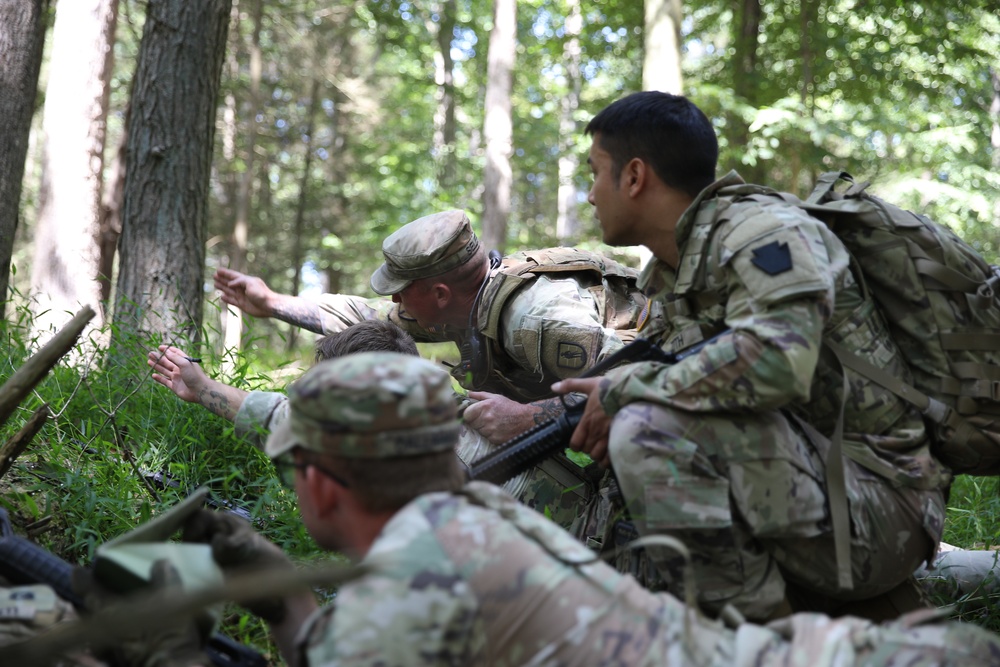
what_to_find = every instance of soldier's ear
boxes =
[622,158,646,196]
[304,464,342,517]
[432,282,452,308]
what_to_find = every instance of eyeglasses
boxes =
[273,453,350,489]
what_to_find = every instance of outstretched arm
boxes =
[147,346,248,421]
[214,267,324,334]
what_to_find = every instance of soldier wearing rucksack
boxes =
[557,91,953,623]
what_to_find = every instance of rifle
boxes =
[0,507,266,667]
[467,332,728,485]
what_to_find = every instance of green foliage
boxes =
[0,302,315,660]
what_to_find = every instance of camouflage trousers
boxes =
[608,402,945,621]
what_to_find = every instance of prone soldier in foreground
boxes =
[165,353,1000,665]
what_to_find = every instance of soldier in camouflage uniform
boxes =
[213,212,650,531]
[148,319,594,532]
[177,351,1000,666]
[555,91,952,622]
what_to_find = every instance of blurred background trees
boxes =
[2,0,998,359]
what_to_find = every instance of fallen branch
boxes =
[0,404,50,480]
[0,306,95,429]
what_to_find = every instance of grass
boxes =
[0,302,999,660]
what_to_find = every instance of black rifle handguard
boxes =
[468,402,585,485]
[467,330,730,486]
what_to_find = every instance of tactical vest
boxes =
[456,247,648,401]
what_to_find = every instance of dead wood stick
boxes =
[0,404,50,480]
[0,306,95,429]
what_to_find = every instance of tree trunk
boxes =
[112,0,232,347]
[287,75,321,353]
[480,0,515,254]
[556,0,582,243]
[992,68,1000,231]
[731,0,762,183]
[0,0,49,321]
[30,0,118,337]
[98,108,128,307]
[222,0,263,358]
[642,0,683,94]
[431,0,458,190]
[636,0,683,269]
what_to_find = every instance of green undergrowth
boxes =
[1,304,999,658]
[0,305,321,661]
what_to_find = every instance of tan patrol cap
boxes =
[264,352,460,460]
[369,210,480,295]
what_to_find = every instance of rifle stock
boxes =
[0,508,266,667]
[468,331,728,485]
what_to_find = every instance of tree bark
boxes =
[287,75,321,353]
[480,0,515,254]
[223,0,263,357]
[113,0,232,346]
[431,0,458,190]
[29,0,118,336]
[556,0,582,243]
[731,0,762,184]
[992,68,1000,230]
[0,0,49,321]
[642,0,683,94]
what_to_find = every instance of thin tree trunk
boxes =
[223,0,263,358]
[98,107,128,308]
[431,0,457,190]
[287,75,322,353]
[113,0,232,347]
[992,68,1000,231]
[731,0,762,183]
[30,0,118,337]
[0,0,49,321]
[637,0,683,269]
[556,0,582,243]
[642,0,683,94]
[480,0,516,254]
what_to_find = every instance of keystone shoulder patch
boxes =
[751,241,793,275]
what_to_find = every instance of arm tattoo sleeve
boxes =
[271,300,324,334]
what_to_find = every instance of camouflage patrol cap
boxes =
[369,210,481,295]
[264,352,460,460]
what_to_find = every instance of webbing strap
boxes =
[826,339,980,444]
[812,367,853,591]
[950,362,1000,382]
[913,258,984,293]
[806,171,851,205]
[939,332,1000,351]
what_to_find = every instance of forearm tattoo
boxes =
[271,300,324,334]
[531,397,567,425]
[200,388,238,421]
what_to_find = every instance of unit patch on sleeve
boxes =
[750,241,793,275]
[556,342,588,370]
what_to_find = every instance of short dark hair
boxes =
[303,449,466,513]
[314,320,419,362]
[585,92,718,199]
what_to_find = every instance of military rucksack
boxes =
[792,171,1000,477]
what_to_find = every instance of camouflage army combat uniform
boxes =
[264,348,998,667]
[234,389,593,531]
[312,248,647,402]
[596,172,951,620]
[291,481,999,667]
[290,212,651,533]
